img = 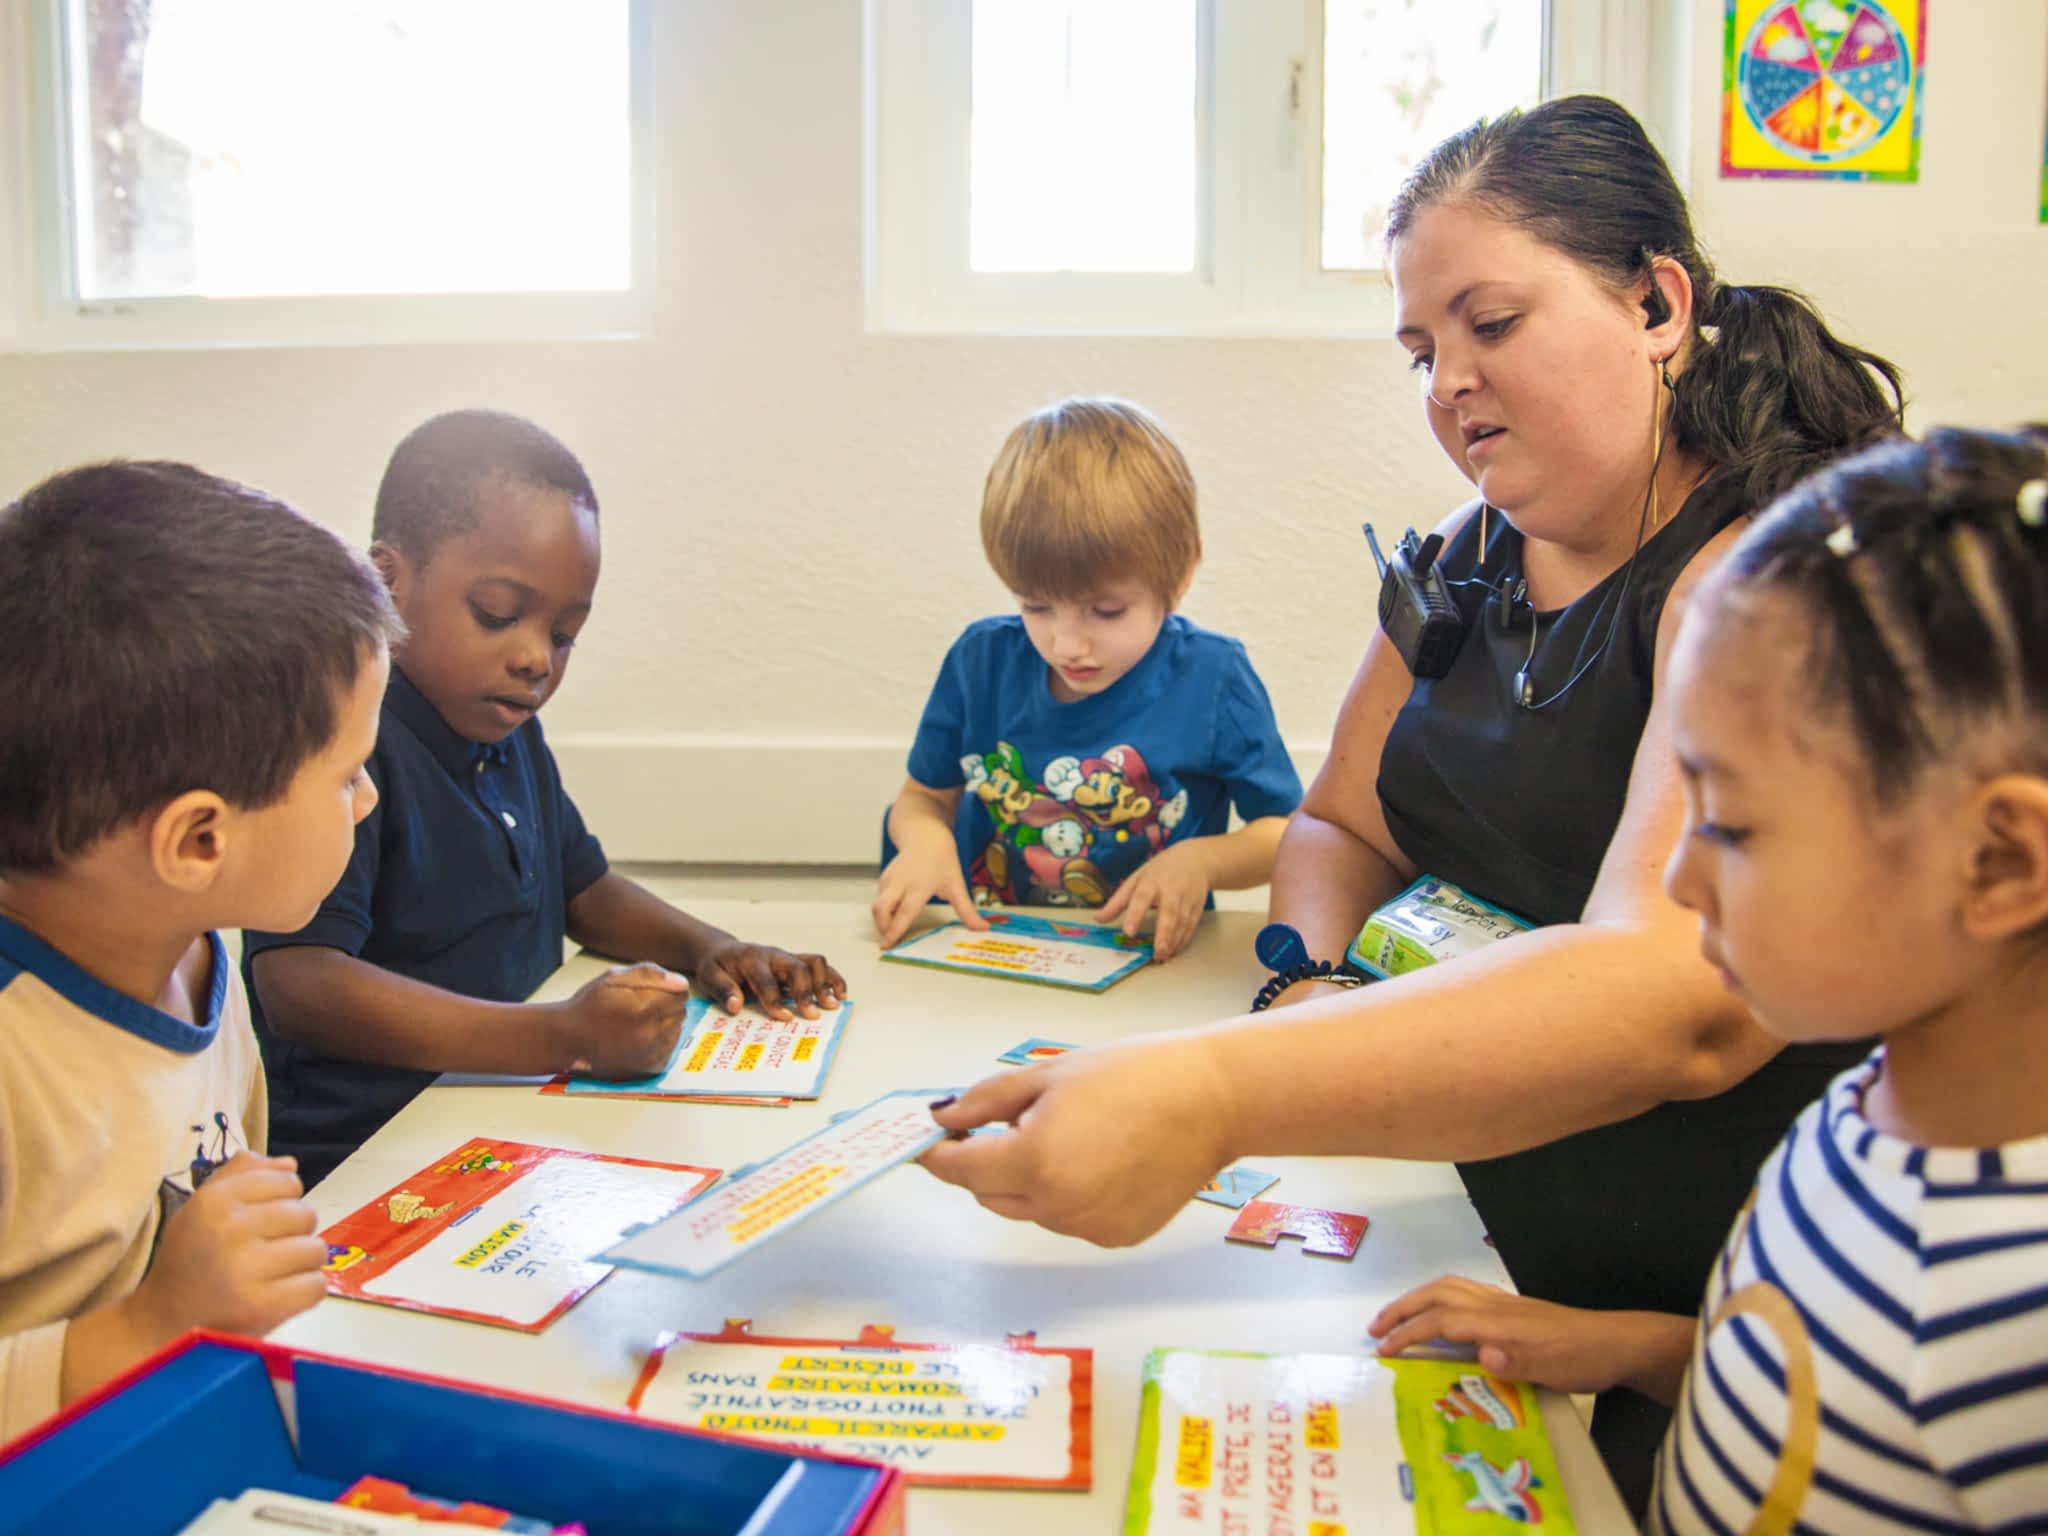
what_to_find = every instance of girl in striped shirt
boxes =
[1372,424,2048,1534]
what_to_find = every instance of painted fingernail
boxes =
[929,1095,957,1111]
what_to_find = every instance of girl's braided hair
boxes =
[1718,424,2048,804]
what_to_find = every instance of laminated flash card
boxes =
[319,1139,719,1332]
[553,996,852,1101]
[629,1320,1092,1489]
[883,913,1150,992]
[1124,1349,1577,1534]
[598,1089,956,1281]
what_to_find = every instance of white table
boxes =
[274,896,1634,1533]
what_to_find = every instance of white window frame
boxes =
[865,0,1686,337]
[0,0,657,352]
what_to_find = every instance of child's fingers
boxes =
[1371,1307,1476,1359]
[201,1164,308,1208]
[1154,908,1187,960]
[250,1269,332,1331]
[872,884,914,945]
[238,1196,320,1241]
[209,1151,298,1183]
[614,961,689,992]
[1368,1276,1495,1337]
[253,1233,335,1283]
[1097,882,1132,923]
[768,954,822,1018]
[1167,887,1207,957]
[802,955,846,1005]
[1117,880,1159,938]
[693,956,746,1012]
[942,876,990,931]
[821,958,849,1000]
[735,951,795,1019]
[1151,888,1193,958]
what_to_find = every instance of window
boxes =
[968,0,1199,274]
[867,0,1676,334]
[1318,2,1544,272]
[1,0,652,349]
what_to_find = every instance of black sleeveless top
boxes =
[1372,476,1865,1328]
[1379,474,1745,927]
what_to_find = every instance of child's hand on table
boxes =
[695,942,846,1021]
[1096,841,1211,961]
[873,843,990,948]
[1369,1276,1688,1399]
[135,1153,327,1338]
[556,961,691,1075]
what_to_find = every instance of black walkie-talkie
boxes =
[1364,522,1465,678]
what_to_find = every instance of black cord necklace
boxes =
[1510,378,1676,711]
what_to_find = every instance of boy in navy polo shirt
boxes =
[872,398,1300,961]
[245,412,845,1186]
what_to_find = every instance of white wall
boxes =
[3,1,2044,863]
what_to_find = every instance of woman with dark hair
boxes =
[920,95,1906,1507]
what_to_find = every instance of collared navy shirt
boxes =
[243,666,606,1185]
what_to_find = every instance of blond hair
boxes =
[980,397,1200,605]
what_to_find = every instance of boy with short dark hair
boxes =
[873,397,1301,960]
[245,410,845,1187]
[0,461,399,1439]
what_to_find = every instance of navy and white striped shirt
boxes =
[1653,1049,2048,1534]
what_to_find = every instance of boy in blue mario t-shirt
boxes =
[873,398,1301,960]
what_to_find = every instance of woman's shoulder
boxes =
[1639,474,1755,664]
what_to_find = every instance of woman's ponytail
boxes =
[1673,285,1905,511]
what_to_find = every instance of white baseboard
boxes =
[550,737,1328,865]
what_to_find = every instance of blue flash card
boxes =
[997,1036,1079,1066]
[1194,1166,1280,1209]
[883,913,1152,992]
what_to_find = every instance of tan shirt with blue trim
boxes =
[0,920,265,1444]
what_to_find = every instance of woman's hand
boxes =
[919,1032,1236,1245]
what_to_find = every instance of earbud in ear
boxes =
[1641,287,1671,329]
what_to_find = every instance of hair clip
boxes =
[1825,522,1860,558]
[2018,478,2048,529]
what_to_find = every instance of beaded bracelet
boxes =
[1250,960,1367,1013]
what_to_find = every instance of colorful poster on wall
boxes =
[628,1320,1093,1489]
[1721,1,1925,181]
[319,1140,720,1332]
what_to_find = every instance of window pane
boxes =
[969,0,1196,274]
[1321,1,1542,271]
[64,0,632,300]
